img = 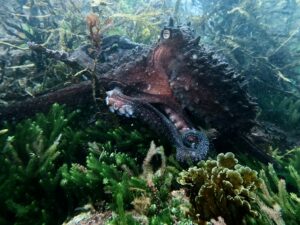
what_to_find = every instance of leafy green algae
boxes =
[1,104,300,225]
[255,147,300,225]
[0,104,151,224]
[0,104,192,224]
[0,104,77,225]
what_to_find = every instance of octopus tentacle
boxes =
[105,88,209,162]
[181,129,209,160]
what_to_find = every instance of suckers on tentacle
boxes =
[105,88,209,162]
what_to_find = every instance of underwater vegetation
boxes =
[0,104,143,224]
[256,163,300,225]
[0,104,194,224]
[1,0,300,134]
[0,0,89,101]
[178,152,261,225]
[1,0,300,225]
[189,0,300,134]
[0,104,299,224]
[261,97,300,135]
[178,149,300,225]
[0,104,76,224]
[0,0,167,106]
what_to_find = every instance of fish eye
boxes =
[162,29,171,39]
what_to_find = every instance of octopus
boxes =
[0,18,272,163]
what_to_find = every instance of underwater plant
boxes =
[0,103,150,224]
[1,1,300,225]
[196,0,300,131]
[177,152,261,225]
[254,147,300,225]
[261,97,300,133]
[174,144,300,225]
[0,104,299,225]
[0,0,89,103]
[0,104,79,224]
[255,166,299,225]
[0,103,194,224]
[62,141,193,225]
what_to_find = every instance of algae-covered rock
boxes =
[178,152,261,225]
[63,210,112,225]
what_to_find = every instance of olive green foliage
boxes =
[178,152,261,225]
[0,104,193,225]
[63,141,193,225]
[91,0,169,44]
[268,146,300,194]
[188,0,300,130]
[261,97,300,133]
[0,0,167,105]
[257,166,300,225]
[1,103,299,225]
[0,104,148,224]
[62,143,142,225]
[0,104,78,224]
[255,147,300,225]
[0,0,89,103]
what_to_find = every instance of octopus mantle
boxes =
[0,22,271,163]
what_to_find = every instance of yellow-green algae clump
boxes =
[177,152,261,225]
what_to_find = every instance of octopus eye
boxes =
[162,29,171,39]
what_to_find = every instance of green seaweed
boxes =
[271,97,300,132]
[0,104,78,224]
[1,103,300,225]
[0,103,150,224]
[62,141,192,224]
[1,2,300,224]
[254,147,300,225]
[0,104,193,224]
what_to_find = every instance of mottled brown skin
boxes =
[95,23,260,162]
[0,22,272,162]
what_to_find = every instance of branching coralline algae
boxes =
[178,152,261,224]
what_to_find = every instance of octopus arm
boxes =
[105,88,209,162]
